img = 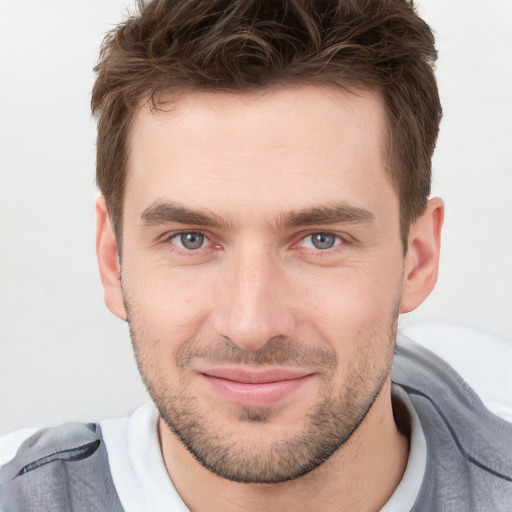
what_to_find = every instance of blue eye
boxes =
[303,233,342,250]
[171,232,206,250]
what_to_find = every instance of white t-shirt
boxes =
[0,387,426,511]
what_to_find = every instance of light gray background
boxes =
[1,0,511,435]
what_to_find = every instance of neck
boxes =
[159,381,409,512]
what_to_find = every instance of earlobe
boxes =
[400,197,444,314]
[96,196,127,320]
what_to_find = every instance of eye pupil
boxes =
[180,232,204,250]
[311,233,336,250]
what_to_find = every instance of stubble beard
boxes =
[126,302,399,484]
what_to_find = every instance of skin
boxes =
[96,85,443,511]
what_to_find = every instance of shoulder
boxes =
[0,422,124,512]
[392,333,512,441]
[2,422,103,475]
[393,334,512,510]
[0,428,40,466]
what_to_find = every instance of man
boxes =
[1,0,511,510]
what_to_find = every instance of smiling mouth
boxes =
[198,367,315,408]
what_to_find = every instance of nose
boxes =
[212,244,296,351]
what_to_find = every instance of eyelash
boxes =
[166,231,214,254]
[297,231,345,251]
[163,230,349,256]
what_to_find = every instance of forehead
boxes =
[125,85,396,224]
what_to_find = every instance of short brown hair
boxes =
[92,0,441,248]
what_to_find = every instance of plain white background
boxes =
[0,0,511,435]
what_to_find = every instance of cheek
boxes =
[296,261,403,322]
[290,260,403,368]
[122,262,218,347]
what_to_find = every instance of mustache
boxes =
[176,336,337,369]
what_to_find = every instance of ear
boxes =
[400,197,444,314]
[96,196,127,320]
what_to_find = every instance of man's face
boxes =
[119,86,405,483]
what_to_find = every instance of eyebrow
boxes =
[140,201,234,230]
[140,200,375,230]
[275,203,375,229]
